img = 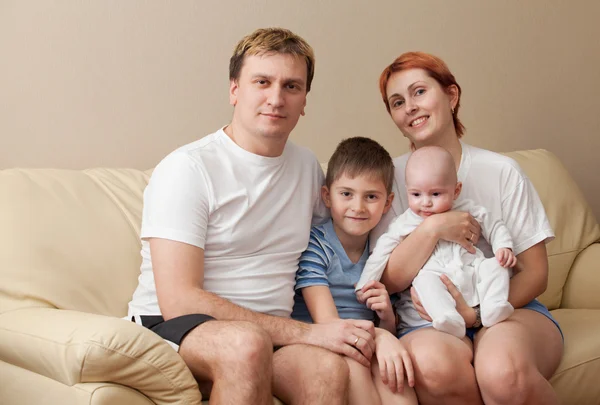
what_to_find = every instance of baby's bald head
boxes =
[405,146,457,187]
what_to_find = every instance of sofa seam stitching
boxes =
[553,355,600,375]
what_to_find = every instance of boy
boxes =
[356,146,516,338]
[292,137,417,405]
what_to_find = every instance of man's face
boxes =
[229,53,308,154]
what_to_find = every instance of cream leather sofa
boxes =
[1,149,599,405]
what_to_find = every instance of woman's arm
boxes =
[507,242,549,308]
[382,211,481,294]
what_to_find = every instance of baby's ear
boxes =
[454,182,462,199]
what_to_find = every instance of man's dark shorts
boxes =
[131,314,215,351]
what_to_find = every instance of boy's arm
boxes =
[302,286,340,323]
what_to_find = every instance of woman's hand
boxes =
[425,211,481,254]
[374,328,415,393]
[411,274,477,327]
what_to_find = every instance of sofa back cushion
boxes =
[0,168,149,316]
[501,150,599,308]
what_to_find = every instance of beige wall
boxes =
[1,0,599,219]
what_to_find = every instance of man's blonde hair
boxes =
[229,28,315,92]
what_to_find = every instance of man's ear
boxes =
[229,79,239,106]
[383,192,395,214]
[301,98,306,116]
[454,181,462,200]
[321,185,332,208]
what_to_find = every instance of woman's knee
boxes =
[410,336,474,396]
[476,354,534,405]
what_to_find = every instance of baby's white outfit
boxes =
[356,199,514,337]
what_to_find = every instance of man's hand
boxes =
[411,274,478,327]
[496,247,517,268]
[374,328,414,393]
[307,319,376,367]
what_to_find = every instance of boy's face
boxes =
[322,172,394,243]
[406,167,461,218]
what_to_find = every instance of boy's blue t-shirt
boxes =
[291,218,375,322]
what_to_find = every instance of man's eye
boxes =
[257,80,267,85]
[341,192,351,197]
[367,194,378,200]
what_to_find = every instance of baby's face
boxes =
[406,168,458,218]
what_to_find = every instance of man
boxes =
[127,28,376,404]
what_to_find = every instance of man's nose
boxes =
[267,87,284,107]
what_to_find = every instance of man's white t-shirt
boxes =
[127,128,328,318]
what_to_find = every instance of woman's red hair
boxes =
[379,52,465,138]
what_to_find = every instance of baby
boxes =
[356,146,515,338]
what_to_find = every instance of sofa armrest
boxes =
[561,243,600,309]
[0,308,202,405]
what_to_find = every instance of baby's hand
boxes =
[496,248,517,268]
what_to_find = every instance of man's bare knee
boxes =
[312,350,349,389]
[180,320,272,379]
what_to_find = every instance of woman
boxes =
[373,52,564,405]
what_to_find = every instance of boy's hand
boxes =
[356,281,395,324]
[496,247,517,268]
[374,328,415,393]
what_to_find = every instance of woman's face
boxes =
[385,68,458,148]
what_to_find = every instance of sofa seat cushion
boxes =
[550,309,600,404]
[0,308,203,405]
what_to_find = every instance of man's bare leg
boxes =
[272,344,350,405]
[178,320,274,405]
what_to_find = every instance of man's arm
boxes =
[150,238,376,365]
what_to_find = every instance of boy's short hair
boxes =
[326,137,394,194]
[229,27,315,92]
